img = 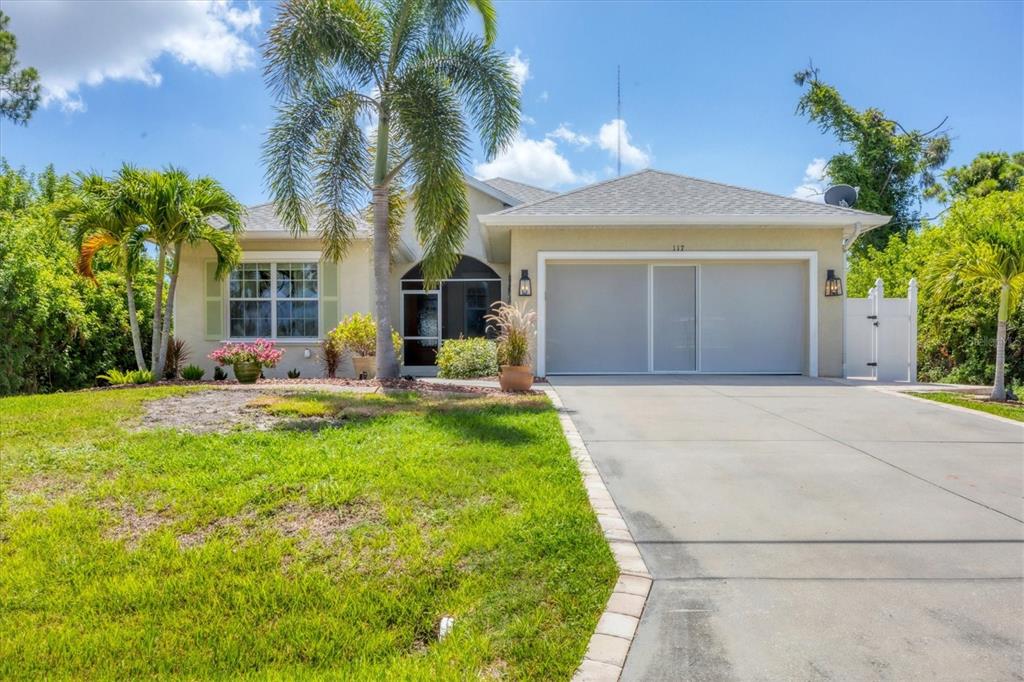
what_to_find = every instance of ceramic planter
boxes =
[232,361,261,384]
[499,365,533,392]
[352,355,376,379]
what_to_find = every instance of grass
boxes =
[0,387,617,680]
[909,391,1024,422]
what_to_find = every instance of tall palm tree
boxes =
[927,191,1024,401]
[61,167,149,371]
[263,0,519,378]
[133,168,244,379]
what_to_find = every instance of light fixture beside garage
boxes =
[825,269,844,297]
[518,269,532,296]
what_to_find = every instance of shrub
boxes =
[485,302,536,367]
[213,366,227,381]
[287,368,301,378]
[321,337,342,378]
[97,368,153,385]
[163,336,190,379]
[436,337,498,378]
[209,339,283,369]
[181,364,205,381]
[328,313,402,358]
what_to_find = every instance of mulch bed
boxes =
[87,376,544,396]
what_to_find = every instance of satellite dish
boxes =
[824,184,858,208]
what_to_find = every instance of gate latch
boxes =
[866,362,878,367]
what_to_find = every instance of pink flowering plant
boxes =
[208,339,284,369]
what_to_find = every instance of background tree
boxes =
[0,161,156,394]
[59,168,151,371]
[926,151,1024,203]
[0,11,40,125]
[132,168,243,379]
[794,65,950,253]
[263,0,519,378]
[923,191,1024,400]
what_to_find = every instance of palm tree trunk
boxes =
[372,185,399,379]
[150,245,166,376]
[155,241,183,379]
[125,273,146,371]
[372,114,399,379]
[991,283,1009,402]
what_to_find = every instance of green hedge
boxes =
[435,337,498,379]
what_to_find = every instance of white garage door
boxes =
[545,262,805,374]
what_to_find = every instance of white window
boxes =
[228,262,319,339]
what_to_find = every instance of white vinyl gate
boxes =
[845,278,918,381]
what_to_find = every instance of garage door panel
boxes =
[653,265,697,371]
[546,264,648,373]
[699,263,805,373]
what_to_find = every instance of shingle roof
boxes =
[488,169,887,221]
[482,177,558,205]
[213,203,372,237]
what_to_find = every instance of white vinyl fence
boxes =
[845,278,918,382]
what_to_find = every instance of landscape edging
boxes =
[542,387,652,682]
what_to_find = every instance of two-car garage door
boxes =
[545,262,807,374]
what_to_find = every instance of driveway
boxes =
[549,375,1024,681]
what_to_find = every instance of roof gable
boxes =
[481,177,558,204]
[481,169,889,226]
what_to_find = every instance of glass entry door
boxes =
[402,291,439,366]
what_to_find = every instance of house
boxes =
[175,169,889,379]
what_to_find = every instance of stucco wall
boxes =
[508,226,847,377]
[175,238,373,379]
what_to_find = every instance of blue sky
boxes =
[1,1,1021,207]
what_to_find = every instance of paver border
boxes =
[542,387,652,682]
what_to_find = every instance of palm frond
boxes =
[313,93,369,261]
[264,0,385,99]
[391,66,470,284]
[406,34,519,159]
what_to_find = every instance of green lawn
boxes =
[0,387,617,680]
[909,391,1024,422]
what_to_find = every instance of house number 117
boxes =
[672,244,686,252]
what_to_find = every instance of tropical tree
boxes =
[132,168,244,379]
[927,151,1024,204]
[0,11,40,125]
[793,65,951,253]
[262,0,520,378]
[925,191,1024,401]
[60,167,150,370]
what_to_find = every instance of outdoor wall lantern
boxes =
[824,269,844,297]
[518,269,532,297]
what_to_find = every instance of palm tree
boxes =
[61,167,149,371]
[926,191,1024,401]
[263,0,519,378]
[133,168,244,379]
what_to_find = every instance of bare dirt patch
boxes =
[3,473,83,511]
[99,498,174,548]
[137,390,288,434]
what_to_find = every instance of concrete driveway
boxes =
[549,375,1024,681]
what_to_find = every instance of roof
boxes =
[481,177,558,205]
[478,169,890,227]
[215,202,373,238]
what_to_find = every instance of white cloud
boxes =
[507,48,530,91]
[474,134,586,189]
[547,123,591,149]
[597,119,650,168]
[4,0,261,111]
[791,157,829,201]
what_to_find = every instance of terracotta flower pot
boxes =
[499,365,533,392]
[352,355,376,380]
[233,361,261,384]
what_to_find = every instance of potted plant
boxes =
[329,313,402,379]
[208,339,284,384]
[485,302,536,392]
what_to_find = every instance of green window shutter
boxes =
[205,261,224,340]
[320,260,339,336]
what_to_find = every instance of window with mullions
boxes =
[228,262,319,338]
